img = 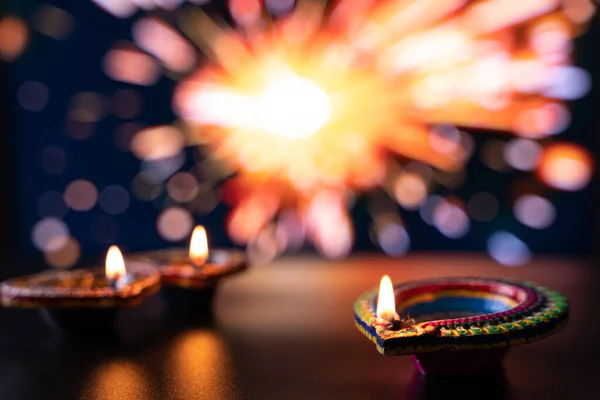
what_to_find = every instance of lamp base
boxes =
[407,365,510,399]
[41,308,119,341]
[411,348,508,376]
[161,284,218,318]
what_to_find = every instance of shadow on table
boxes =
[407,367,513,400]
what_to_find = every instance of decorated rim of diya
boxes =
[0,264,161,309]
[354,277,568,356]
[131,248,247,290]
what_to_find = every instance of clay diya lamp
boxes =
[1,246,161,337]
[354,275,568,376]
[130,226,247,316]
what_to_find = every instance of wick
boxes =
[375,312,416,331]
[110,274,129,291]
[375,310,400,330]
[189,257,207,269]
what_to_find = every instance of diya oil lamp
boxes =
[354,275,568,376]
[1,246,161,337]
[130,225,247,315]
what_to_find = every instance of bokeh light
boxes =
[432,199,470,239]
[142,153,186,183]
[99,185,130,215]
[69,92,106,123]
[152,0,186,11]
[529,20,572,64]
[157,206,194,241]
[429,125,462,156]
[275,210,305,252]
[131,0,156,11]
[377,222,410,257]
[504,139,542,171]
[131,126,185,161]
[467,192,499,222]
[44,236,81,269]
[393,172,428,210]
[64,179,98,211]
[247,224,281,264]
[17,81,49,112]
[92,0,137,19]
[229,0,263,26]
[514,103,571,138]
[132,17,196,73]
[514,194,556,229]
[563,0,596,23]
[537,142,593,191]
[132,171,164,201]
[404,161,434,182]
[103,45,161,86]
[420,195,443,226]
[189,186,220,215]
[32,218,69,252]
[33,5,75,41]
[0,15,28,61]
[167,172,199,203]
[307,191,354,259]
[265,0,296,16]
[487,231,531,267]
[544,66,592,100]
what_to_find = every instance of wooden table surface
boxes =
[0,254,598,399]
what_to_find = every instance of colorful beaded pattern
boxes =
[353,277,568,356]
[131,248,247,289]
[1,263,161,309]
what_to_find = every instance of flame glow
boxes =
[105,245,126,280]
[376,274,397,319]
[189,225,209,265]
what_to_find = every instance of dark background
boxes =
[0,0,598,272]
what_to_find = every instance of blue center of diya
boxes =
[399,296,513,322]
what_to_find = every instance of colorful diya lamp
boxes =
[0,246,161,336]
[354,276,568,376]
[130,225,247,315]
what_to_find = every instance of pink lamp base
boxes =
[411,348,508,376]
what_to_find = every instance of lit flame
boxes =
[105,245,126,280]
[189,225,209,266]
[376,275,397,319]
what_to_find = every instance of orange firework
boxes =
[96,0,595,259]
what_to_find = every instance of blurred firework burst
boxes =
[94,0,595,262]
